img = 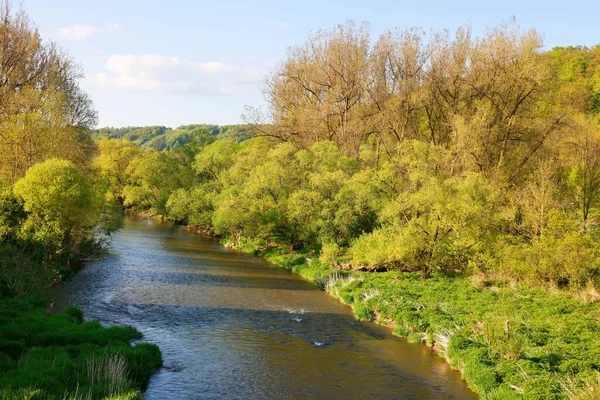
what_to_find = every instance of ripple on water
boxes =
[54,217,477,400]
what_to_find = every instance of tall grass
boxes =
[86,353,129,396]
[563,373,600,400]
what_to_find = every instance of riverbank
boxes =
[0,297,162,399]
[222,238,600,400]
[0,229,163,398]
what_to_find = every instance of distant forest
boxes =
[93,124,256,151]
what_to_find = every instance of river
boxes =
[54,217,476,399]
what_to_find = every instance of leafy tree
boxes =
[93,139,143,207]
[123,149,195,216]
[0,4,97,184]
[349,142,499,275]
[560,115,600,224]
[166,186,215,227]
[193,140,239,183]
[13,159,99,248]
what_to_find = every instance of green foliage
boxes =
[0,188,26,241]
[0,4,98,185]
[93,124,256,151]
[1,159,117,297]
[0,298,162,399]
[166,186,215,226]
[135,129,600,289]
[193,139,239,182]
[122,149,196,216]
[0,239,56,298]
[347,142,499,275]
[13,159,100,247]
[323,270,600,399]
[93,139,143,207]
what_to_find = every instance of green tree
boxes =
[124,150,195,216]
[0,4,97,184]
[13,159,99,248]
[561,115,600,225]
[93,139,143,207]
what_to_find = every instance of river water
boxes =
[54,217,476,399]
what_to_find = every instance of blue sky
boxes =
[23,0,600,128]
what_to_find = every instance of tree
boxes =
[123,150,195,215]
[348,141,499,275]
[193,140,239,184]
[13,159,99,248]
[561,115,600,225]
[93,139,143,207]
[0,3,97,184]
[259,21,372,155]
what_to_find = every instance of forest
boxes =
[111,22,600,289]
[92,124,256,151]
[2,2,600,399]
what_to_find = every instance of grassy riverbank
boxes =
[225,239,600,400]
[0,298,162,399]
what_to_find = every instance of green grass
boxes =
[227,239,600,400]
[0,298,162,399]
[223,238,348,288]
[333,273,600,399]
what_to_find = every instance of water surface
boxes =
[55,217,476,399]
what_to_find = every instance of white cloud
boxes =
[55,22,125,40]
[55,24,103,40]
[95,54,265,96]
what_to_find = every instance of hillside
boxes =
[93,124,256,150]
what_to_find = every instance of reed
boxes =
[86,353,129,396]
